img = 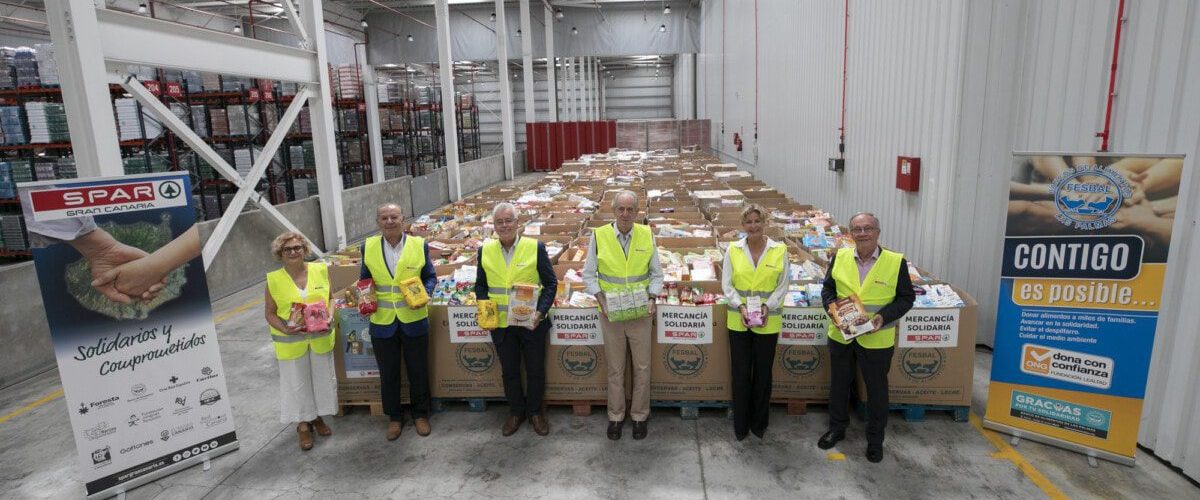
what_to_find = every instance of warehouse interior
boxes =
[1,0,1198,499]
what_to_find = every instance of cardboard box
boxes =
[544,306,611,401]
[650,281,732,401]
[333,309,408,402]
[329,263,361,294]
[428,306,505,398]
[771,344,832,400]
[855,288,978,407]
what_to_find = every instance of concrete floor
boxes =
[3,284,1198,499]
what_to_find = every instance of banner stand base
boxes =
[983,419,1135,467]
[88,443,239,499]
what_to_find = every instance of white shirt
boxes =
[499,236,520,265]
[721,237,791,310]
[382,234,406,276]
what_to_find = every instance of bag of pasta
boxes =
[400,276,430,309]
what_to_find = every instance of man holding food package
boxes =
[583,190,664,441]
[819,212,914,463]
[474,203,558,436]
[359,203,437,440]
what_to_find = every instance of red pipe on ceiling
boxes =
[1096,0,1126,152]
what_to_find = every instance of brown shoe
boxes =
[502,415,525,436]
[530,414,550,436]
[297,422,314,451]
[311,417,332,437]
[414,417,431,437]
[386,421,402,441]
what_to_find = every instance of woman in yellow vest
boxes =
[264,232,337,451]
[722,204,791,441]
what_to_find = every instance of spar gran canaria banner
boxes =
[18,172,238,498]
[984,153,1184,465]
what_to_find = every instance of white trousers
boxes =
[277,348,338,423]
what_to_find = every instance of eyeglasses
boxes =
[614,206,638,214]
[282,245,305,254]
[494,218,517,226]
[848,227,878,235]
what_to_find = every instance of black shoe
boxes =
[866,445,884,463]
[817,430,845,450]
[632,420,648,440]
[735,430,748,441]
[607,420,623,441]
[751,427,765,439]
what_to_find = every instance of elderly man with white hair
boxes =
[474,202,558,436]
[583,190,664,441]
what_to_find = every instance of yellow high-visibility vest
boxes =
[480,237,540,328]
[726,241,787,334]
[266,262,336,360]
[363,234,429,325]
[594,223,654,295]
[826,246,903,349]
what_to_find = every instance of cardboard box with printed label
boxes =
[650,281,732,401]
[333,309,408,402]
[429,305,505,398]
[771,306,833,400]
[544,306,611,401]
[856,287,978,407]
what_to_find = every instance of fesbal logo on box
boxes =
[1020,343,1113,390]
[28,179,187,222]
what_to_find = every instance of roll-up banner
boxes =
[985,153,1184,465]
[19,173,238,497]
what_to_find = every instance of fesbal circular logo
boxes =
[559,346,599,378]
[1049,165,1132,230]
[780,345,821,376]
[456,343,496,374]
[663,344,706,377]
[900,348,944,382]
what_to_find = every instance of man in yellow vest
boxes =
[359,203,436,440]
[583,190,664,441]
[474,203,558,436]
[818,212,914,463]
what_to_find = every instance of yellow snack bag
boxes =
[400,276,430,309]
[477,300,499,329]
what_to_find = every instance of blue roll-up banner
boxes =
[984,153,1184,465]
[19,172,238,498]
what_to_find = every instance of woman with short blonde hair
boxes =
[264,232,338,450]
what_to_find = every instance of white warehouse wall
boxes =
[702,0,1200,480]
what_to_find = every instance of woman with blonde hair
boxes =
[722,204,790,441]
[264,232,338,450]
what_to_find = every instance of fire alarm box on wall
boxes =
[896,156,920,192]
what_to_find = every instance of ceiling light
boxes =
[407,34,414,42]
[490,12,496,22]
[664,5,671,15]
[555,9,564,20]
[361,20,368,28]
[137,3,147,14]
[659,24,667,32]
[232,25,242,34]
[516,29,522,37]
[571,26,578,36]
[383,63,398,68]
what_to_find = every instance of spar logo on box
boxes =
[28,179,187,221]
[1020,344,1113,389]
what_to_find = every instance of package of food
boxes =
[286,302,306,330]
[332,288,358,309]
[303,301,331,333]
[743,296,765,327]
[605,289,649,322]
[828,294,874,339]
[477,299,499,329]
[507,284,540,329]
[400,276,430,309]
[356,278,378,315]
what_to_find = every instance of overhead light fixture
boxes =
[664,5,671,15]
[555,9,564,20]
[232,24,242,34]
[517,29,522,37]
[137,3,147,14]
[407,34,414,42]
[361,20,368,28]
[383,63,398,68]
[659,24,667,32]
[571,26,578,36]
[490,12,496,22]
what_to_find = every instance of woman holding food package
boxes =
[264,232,338,451]
[722,204,791,441]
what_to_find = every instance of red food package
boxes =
[286,302,306,331]
[356,278,378,315]
[303,302,331,333]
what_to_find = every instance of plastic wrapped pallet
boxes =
[209,107,230,136]
[12,47,39,87]
[0,215,28,250]
[0,47,15,89]
[233,147,261,178]
[201,73,221,92]
[55,157,78,179]
[226,105,261,136]
[0,161,15,198]
[33,43,58,86]
[25,102,70,143]
[189,105,209,137]
[0,106,26,144]
[114,98,162,140]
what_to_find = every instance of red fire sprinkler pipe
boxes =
[1096,0,1126,152]
[838,0,848,159]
